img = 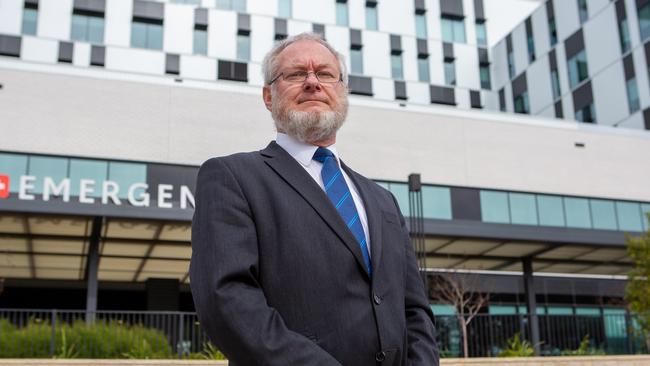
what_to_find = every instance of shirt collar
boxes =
[276,132,341,168]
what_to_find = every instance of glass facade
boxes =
[476,21,487,46]
[391,54,403,79]
[336,2,349,26]
[365,4,378,31]
[626,78,640,113]
[422,186,452,220]
[444,60,455,86]
[509,193,537,225]
[616,201,643,232]
[526,33,535,62]
[236,34,250,61]
[418,57,430,82]
[415,14,427,39]
[69,159,107,197]
[216,0,246,12]
[22,8,38,35]
[537,195,565,227]
[551,70,561,100]
[28,156,69,195]
[640,3,650,41]
[71,12,104,44]
[619,17,631,54]
[131,20,163,50]
[590,199,618,230]
[193,27,207,55]
[0,153,28,192]
[480,65,491,89]
[441,17,465,43]
[564,197,592,228]
[549,18,557,46]
[578,0,588,24]
[278,0,292,18]
[567,50,588,89]
[350,48,363,74]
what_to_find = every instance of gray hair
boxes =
[261,32,348,86]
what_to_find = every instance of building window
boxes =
[551,69,561,99]
[236,34,250,61]
[71,10,104,44]
[278,0,291,18]
[619,18,631,54]
[567,50,588,89]
[626,78,640,113]
[525,18,535,62]
[391,54,403,79]
[336,0,349,26]
[507,51,515,78]
[475,21,487,46]
[444,59,456,86]
[131,18,163,50]
[548,18,557,46]
[351,48,363,74]
[418,57,430,82]
[639,2,650,41]
[575,103,595,123]
[480,65,490,89]
[194,25,207,55]
[499,88,506,111]
[365,2,378,30]
[513,91,529,114]
[216,0,246,12]
[22,2,38,35]
[578,0,588,24]
[415,13,427,39]
[441,17,465,43]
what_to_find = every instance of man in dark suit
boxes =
[190,32,439,366]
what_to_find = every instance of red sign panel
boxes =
[0,175,8,199]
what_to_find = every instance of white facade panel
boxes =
[561,94,573,120]
[248,62,263,86]
[454,44,479,90]
[293,0,334,26]
[428,39,444,85]
[402,36,418,82]
[554,45,571,104]
[462,0,476,46]
[491,41,508,90]
[616,112,645,129]
[247,0,277,17]
[348,0,365,30]
[163,3,193,55]
[588,0,610,18]
[455,88,470,110]
[591,61,628,127]
[179,55,216,81]
[426,0,441,41]
[406,82,430,105]
[37,0,72,40]
[72,42,91,67]
[250,15,274,64]
[377,0,414,37]
[583,6,618,79]
[106,47,165,75]
[625,0,641,48]
[554,0,580,44]
[531,5,550,58]
[527,55,552,115]
[538,103,555,119]
[633,46,650,110]
[104,0,132,47]
[208,10,236,60]
[287,19,312,36]
[511,23,528,78]
[325,25,350,71]
[20,36,57,63]
[362,31,390,78]
[372,77,394,101]
[0,0,23,35]
[503,84,513,112]
[484,90,499,111]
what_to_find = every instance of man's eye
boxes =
[317,72,336,80]
[285,72,307,81]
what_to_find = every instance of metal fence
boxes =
[0,308,648,358]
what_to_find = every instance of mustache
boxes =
[297,97,328,103]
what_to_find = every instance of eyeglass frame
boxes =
[268,70,344,85]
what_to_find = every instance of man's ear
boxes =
[262,86,273,112]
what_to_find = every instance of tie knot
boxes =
[312,147,335,163]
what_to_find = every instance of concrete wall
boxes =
[1,61,649,203]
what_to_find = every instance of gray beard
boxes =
[272,99,348,144]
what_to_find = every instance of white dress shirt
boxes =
[276,133,371,255]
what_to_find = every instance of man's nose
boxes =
[302,73,322,92]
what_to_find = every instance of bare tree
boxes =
[429,271,490,358]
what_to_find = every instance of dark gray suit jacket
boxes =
[190,141,438,365]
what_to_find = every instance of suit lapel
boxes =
[260,142,370,279]
[341,162,383,277]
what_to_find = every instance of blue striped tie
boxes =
[313,147,372,276]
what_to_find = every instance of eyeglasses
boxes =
[269,70,343,84]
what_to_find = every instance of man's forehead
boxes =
[277,40,339,68]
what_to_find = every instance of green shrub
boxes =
[560,335,606,356]
[498,333,535,357]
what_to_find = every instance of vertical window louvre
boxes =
[336,1,349,26]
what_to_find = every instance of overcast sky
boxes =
[484,0,545,46]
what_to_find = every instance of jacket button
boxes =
[373,293,382,305]
[375,351,386,362]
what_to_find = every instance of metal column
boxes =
[523,257,541,355]
[408,173,427,288]
[85,216,103,325]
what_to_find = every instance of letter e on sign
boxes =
[0,175,9,198]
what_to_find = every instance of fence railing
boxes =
[0,308,647,358]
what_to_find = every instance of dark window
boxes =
[575,103,595,123]
[166,53,180,75]
[348,75,373,96]
[546,1,557,46]
[643,107,650,130]
[58,41,73,63]
[573,81,595,123]
[218,60,248,82]
[430,85,455,105]
[578,0,588,24]
[554,100,563,118]
[616,0,631,54]
[90,45,105,66]
[640,1,650,41]
[313,23,325,37]
[525,18,535,62]
[498,88,506,111]
[513,91,529,114]
[0,35,21,58]
[275,18,288,40]
[395,80,407,100]
[479,65,491,89]
[506,35,515,78]
[470,90,481,108]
